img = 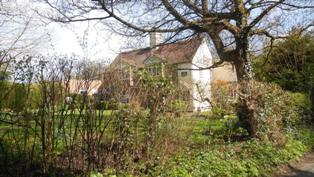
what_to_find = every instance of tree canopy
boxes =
[42,0,314,80]
[255,34,314,92]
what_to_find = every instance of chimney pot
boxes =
[150,32,164,48]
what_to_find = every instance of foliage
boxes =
[254,34,314,93]
[210,79,310,141]
[8,84,28,112]
[145,138,307,177]
[293,125,314,149]
[210,80,237,116]
[220,115,245,141]
[90,171,104,177]
[139,71,174,105]
[0,55,313,177]
[95,100,118,110]
[210,80,238,136]
[0,79,11,109]
[236,80,310,142]
[0,70,10,81]
[253,34,314,123]
[0,82,66,111]
[282,92,311,127]
[168,99,189,117]
[112,105,150,160]
[139,71,174,134]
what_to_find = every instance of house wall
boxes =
[176,63,194,111]
[69,79,102,96]
[190,40,213,112]
[177,63,193,88]
[110,60,134,86]
[212,64,237,82]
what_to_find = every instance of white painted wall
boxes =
[190,39,213,111]
[177,63,193,88]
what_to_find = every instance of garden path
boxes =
[277,152,314,177]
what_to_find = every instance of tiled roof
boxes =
[111,37,203,68]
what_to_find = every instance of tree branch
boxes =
[247,0,284,31]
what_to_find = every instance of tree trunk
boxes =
[234,36,257,138]
[234,59,247,81]
[310,85,314,122]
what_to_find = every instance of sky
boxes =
[2,0,313,63]
[42,21,124,62]
[1,0,130,63]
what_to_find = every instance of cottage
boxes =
[68,79,102,96]
[110,33,237,111]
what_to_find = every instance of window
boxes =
[180,71,188,77]
[144,56,163,76]
[146,64,161,76]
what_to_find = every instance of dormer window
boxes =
[144,56,163,76]
[147,64,161,76]
[115,61,134,83]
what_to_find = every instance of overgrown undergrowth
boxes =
[94,117,314,177]
[1,112,313,177]
[141,137,308,177]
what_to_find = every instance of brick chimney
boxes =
[149,32,164,48]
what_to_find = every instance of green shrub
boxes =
[253,34,314,120]
[111,105,150,165]
[221,115,246,140]
[210,107,228,119]
[236,80,310,143]
[211,80,237,115]
[0,80,11,109]
[8,84,28,112]
[293,126,314,148]
[210,80,310,141]
[253,34,314,93]
[95,101,108,110]
[168,99,189,117]
[90,171,104,177]
[283,92,311,127]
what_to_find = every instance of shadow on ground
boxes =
[280,165,314,177]
[0,140,79,177]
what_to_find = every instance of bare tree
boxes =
[40,0,314,137]
[39,0,313,77]
[0,0,49,73]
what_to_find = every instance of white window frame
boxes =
[180,71,188,77]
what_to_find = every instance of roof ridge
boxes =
[120,36,202,54]
[120,47,151,54]
[112,36,204,68]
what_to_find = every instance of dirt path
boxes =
[276,152,314,177]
